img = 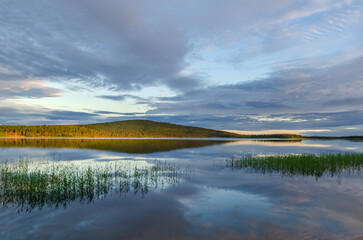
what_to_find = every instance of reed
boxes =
[0,159,190,212]
[226,153,363,180]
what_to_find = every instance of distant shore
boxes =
[0,136,362,140]
[1,120,362,140]
[351,236,363,240]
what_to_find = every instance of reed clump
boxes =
[226,153,363,180]
[0,159,190,212]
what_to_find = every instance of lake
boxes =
[0,138,362,240]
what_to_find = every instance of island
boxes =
[0,120,301,138]
[1,120,362,140]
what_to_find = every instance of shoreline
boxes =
[0,137,301,141]
[0,136,362,141]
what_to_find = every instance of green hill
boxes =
[0,120,244,138]
[0,120,305,138]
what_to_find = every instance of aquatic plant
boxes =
[0,159,191,212]
[226,153,363,181]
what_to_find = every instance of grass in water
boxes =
[226,153,363,181]
[0,158,191,212]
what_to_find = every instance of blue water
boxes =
[0,139,362,240]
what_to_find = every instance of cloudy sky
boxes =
[1,0,362,135]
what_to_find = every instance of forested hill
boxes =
[0,120,247,138]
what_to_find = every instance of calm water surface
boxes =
[0,138,362,240]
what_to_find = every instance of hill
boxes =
[0,120,306,138]
[0,120,246,138]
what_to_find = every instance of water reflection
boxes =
[225,139,331,148]
[0,139,362,240]
[0,138,231,154]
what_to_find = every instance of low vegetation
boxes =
[226,153,363,181]
[0,158,191,212]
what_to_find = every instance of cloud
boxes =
[97,94,145,102]
[324,97,363,107]
[92,111,138,115]
[1,50,362,132]
[0,0,191,91]
[148,54,363,116]
[164,75,202,92]
[1,103,362,135]
[0,0,362,133]
[0,81,62,99]
[244,101,291,109]
[0,106,99,125]
[1,0,361,93]
[44,110,99,121]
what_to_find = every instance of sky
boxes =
[0,0,362,135]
